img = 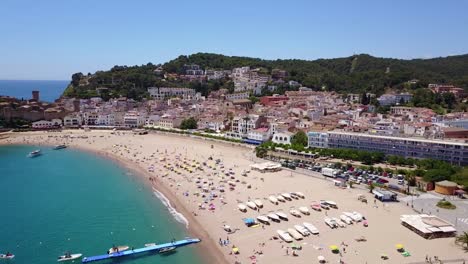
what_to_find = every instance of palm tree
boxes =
[455,231,468,251]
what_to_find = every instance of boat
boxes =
[254,199,263,208]
[298,206,310,215]
[319,201,330,210]
[53,144,67,150]
[275,211,288,221]
[294,225,311,236]
[289,208,301,217]
[158,246,176,253]
[290,192,299,199]
[352,211,363,221]
[303,222,319,234]
[0,253,14,259]
[108,246,129,254]
[276,195,286,202]
[287,228,303,240]
[267,213,280,222]
[145,243,156,247]
[340,214,353,225]
[332,217,346,228]
[246,201,257,210]
[294,192,305,199]
[325,200,338,208]
[343,211,362,222]
[311,202,321,211]
[237,203,247,212]
[324,217,337,228]
[276,230,293,243]
[268,196,278,205]
[257,215,270,224]
[281,193,292,201]
[28,149,41,158]
[57,253,82,262]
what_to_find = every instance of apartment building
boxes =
[225,92,249,101]
[324,131,468,165]
[307,131,329,148]
[148,87,196,100]
[123,111,146,128]
[63,114,82,127]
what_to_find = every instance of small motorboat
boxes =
[237,203,247,212]
[246,201,257,210]
[0,253,14,260]
[343,211,362,222]
[257,215,270,224]
[275,211,288,221]
[268,196,278,205]
[254,199,263,208]
[289,208,301,217]
[108,246,129,254]
[332,217,346,228]
[311,202,321,211]
[57,253,82,262]
[281,193,292,201]
[353,211,364,221]
[324,217,337,228]
[267,213,280,222]
[319,201,330,210]
[303,222,319,234]
[325,200,338,208]
[276,195,286,203]
[298,206,310,215]
[158,246,176,253]
[53,144,67,150]
[277,230,293,243]
[340,214,353,225]
[145,243,156,247]
[294,192,305,199]
[287,228,303,240]
[290,192,299,199]
[294,225,311,236]
[28,149,42,158]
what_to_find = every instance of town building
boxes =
[148,87,196,100]
[307,131,329,148]
[123,111,146,128]
[272,131,293,145]
[377,93,413,106]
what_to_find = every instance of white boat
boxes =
[145,243,156,247]
[267,213,280,222]
[254,199,263,208]
[257,215,270,224]
[246,201,257,210]
[281,193,292,201]
[108,246,129,254]
[294,225,311,236]
[287,228,303,240]
[53,144,67,150]
[57,253,82,262]
[340,214,353,225]
[276,195,286,202]
[289,208,301,217]
[275,211,288,221]
[158,246,176,253]
[325,200,338,208]
[238,203,247,212]
[294,192,305,199]
[268,196,278,205]
[28,149,41,158]
[319,201,330,210]
[290,192,299,199]
[344,211,362,222]
[324,217,337,228]
[332,217,346,228]
[303,222,319,234]
[276,230,293,243]
[0,254,14,259]
[352,211,363,221]
[298,206,310,215]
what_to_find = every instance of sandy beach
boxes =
[1,130,466,264]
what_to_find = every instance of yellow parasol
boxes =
[395,244,404,249]
[329,245,339,251]
[232,247,239,253]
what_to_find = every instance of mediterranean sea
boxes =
[0,80,69,102]
[0,145,203,264]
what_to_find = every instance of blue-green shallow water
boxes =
[0,145,203,264]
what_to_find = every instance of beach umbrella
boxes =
[329,245,339,251]
[317,255,325,261]
[395,244,404,249]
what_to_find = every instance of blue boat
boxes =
[81,238,201,263]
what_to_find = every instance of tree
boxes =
[361,92,369,105]
[291,131,308,147]
[255,146,268,158]
[180,117,198,130]
[455,231,468,251]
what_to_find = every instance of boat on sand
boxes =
[268,196,278,205]
[267,213,280,222]
[298,206,310,215]
[254,199,263,208]
[257,215,270,224]
[289,208,301,217]
[238,203,247,212]
[276,230,293,243]
[294,225,310,236]
[287,228,303,240]
[246,201,257,210]
[303,222,319,234]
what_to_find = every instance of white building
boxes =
[156,117,182,129]
[307,131,329,148]
[247,128,270,142]
[96,113,115,126]
[225,92,249,101]
[123,111,146,128]
[272,132,293,145]
[148,87,196,100]
[82,112,98,126]
[63,115,82,127]
[32,120,61,129]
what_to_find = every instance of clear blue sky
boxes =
[1,0,467,80]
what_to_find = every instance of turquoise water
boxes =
[0,145,203,264]
[0,80,68,102]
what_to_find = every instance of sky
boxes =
[0,0,467,80]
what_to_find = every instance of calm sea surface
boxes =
[0,80,69,102]
[0,145,203,264]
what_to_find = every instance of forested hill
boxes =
[63,53,468,100]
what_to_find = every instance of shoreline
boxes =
[1,139,228,264]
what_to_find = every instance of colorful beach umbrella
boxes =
[395,244,404,249]
[329,245,339,250]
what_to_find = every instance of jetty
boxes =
[82,238,201,263]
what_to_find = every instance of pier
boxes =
[82,238,201,263]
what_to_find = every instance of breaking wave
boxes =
[153,188,189,228]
